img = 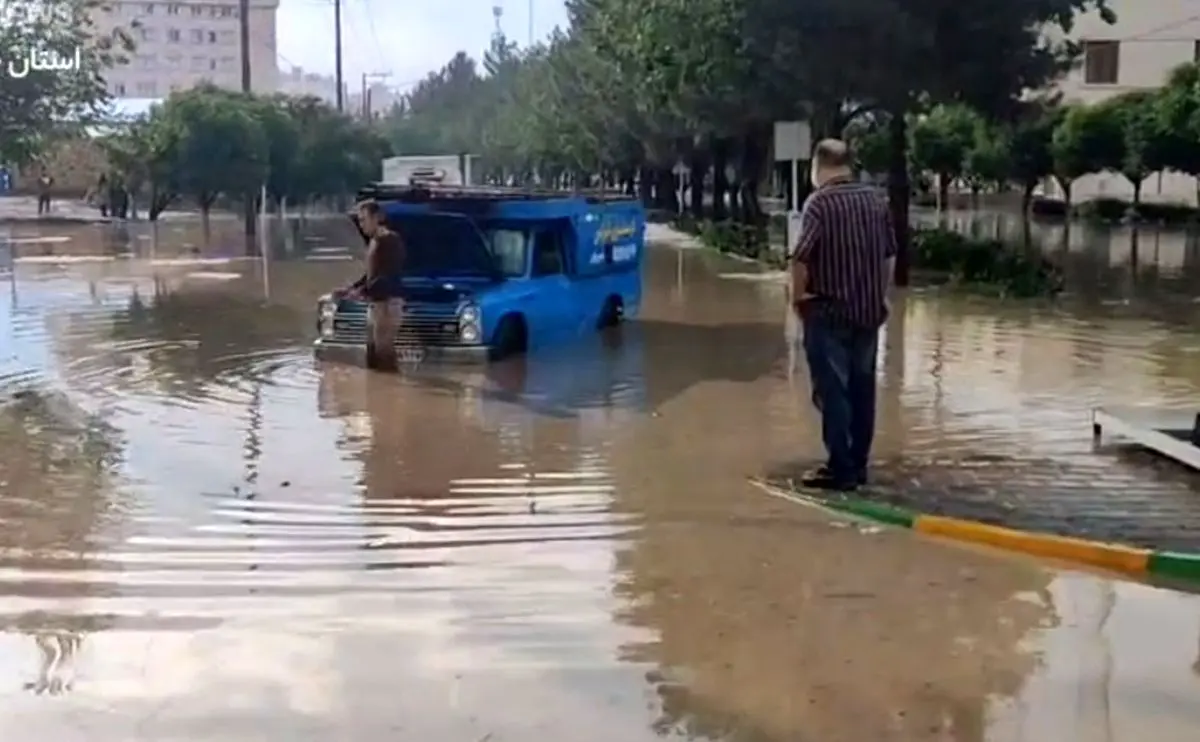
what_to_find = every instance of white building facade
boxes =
[93,0,279,98]
[1046,0,1200,205]
[277,66,344,106]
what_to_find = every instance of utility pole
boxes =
[239,0,255,241]
[361,72,391,119]
[334,0,344,111]
[239,0,250,91]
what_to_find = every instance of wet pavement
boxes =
[1,217,1200,739]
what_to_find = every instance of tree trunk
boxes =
[887,113,910,287]
[1021,181,1036,215]
[1054,176,1073,209]
[711,137,732,221]
[688,146,709,220]
[637,166,653,207]
[937,172,951,212]
[655,167,677,212]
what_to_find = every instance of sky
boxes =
[276,0,569,89]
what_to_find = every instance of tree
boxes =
[1105,90,1168,208]
[1153,63,1200,204]
[152,86,268,229]
[910,104,981,209]
[962,120,1011,200]
[1007,101,1064,213]
[0,0,134,165]
[1050,103,1118,207]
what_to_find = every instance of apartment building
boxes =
[1046,0,1200,205]
[278,66,344,106]
[93,0,280,98]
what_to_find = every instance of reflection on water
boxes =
[917,208,1200,303]
[0,219,1196,738]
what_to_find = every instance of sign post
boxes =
[773,121,812,254]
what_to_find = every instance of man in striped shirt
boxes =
[791,139,896,491]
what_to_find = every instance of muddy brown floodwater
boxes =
[0,217,1198,740]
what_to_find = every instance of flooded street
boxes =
[1,217,1200,740]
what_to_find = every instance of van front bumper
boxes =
[312,339,490,365]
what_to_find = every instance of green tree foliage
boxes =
[909,104,982,208]
[375,0,1113,285]
[100,85,388,220]
[1006,101,1064,212]
[0,0,135,164]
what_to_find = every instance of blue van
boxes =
[313,184,645,364]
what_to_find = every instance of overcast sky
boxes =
[276,0,568,88]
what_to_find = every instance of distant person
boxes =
[338,200,406,370]
[790,139,896,491]
[36,168,53,215]
[0,166,11,194]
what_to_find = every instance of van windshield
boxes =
[486,228,527,277]
[388,214,498,278]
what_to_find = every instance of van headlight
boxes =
[318,301,336,337]
[459,303,481,343]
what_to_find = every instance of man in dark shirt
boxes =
[342,199,406,370]
[791,139,896,491]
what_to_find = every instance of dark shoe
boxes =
[813,465,867,486]
[801,472,858,492]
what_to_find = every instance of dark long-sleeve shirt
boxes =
[351,228,406,300]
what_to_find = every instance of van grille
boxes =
[330,302,466,347]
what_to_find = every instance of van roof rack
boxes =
[354,183,635,205]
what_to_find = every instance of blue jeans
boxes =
[803,313,879,483]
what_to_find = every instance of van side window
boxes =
[531,230,564,276]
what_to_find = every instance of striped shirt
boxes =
[792,178,896,328]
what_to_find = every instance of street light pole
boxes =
[334,0,344,111]
[239,0,255,241]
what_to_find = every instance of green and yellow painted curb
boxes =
[751,479,1200,582]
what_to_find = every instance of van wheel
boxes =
[597,297,623,329]
[489,315,527,361]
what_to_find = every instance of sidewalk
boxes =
[765,451,1200,556]
[0,195,108,223]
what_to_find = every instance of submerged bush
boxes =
[912,227,1062,297]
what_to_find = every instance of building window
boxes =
[139,54,156,68]
[191,55,206,70]
[143,2,154,13]
[167,3,179,14]
[139,27,156,41]
[166,53,181,68]
[208,30,217,43]
[1194,40,1200,63]
[168,28,180,42]
[136,80,156,96]
[220,55,234,69]
[218,30,234,44]
[114,82,126,95]
[1082,40,1119,85]
[190,28,204,43]
[220,5,233,16]
[191,5,203,16]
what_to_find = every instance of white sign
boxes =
[773,121,812,163]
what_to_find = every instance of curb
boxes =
[750,479,1200,581]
